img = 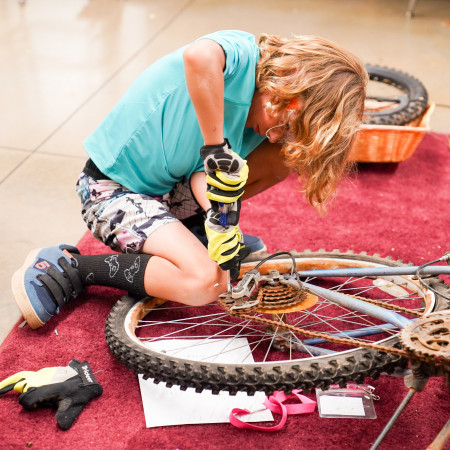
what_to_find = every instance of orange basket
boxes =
[350,103,434,163]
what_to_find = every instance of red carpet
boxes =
[1,132,449,449]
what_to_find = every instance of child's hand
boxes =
[201,139,248,227]
[206,164,248,205]
[209,199,241,226]
[204,209,250,280]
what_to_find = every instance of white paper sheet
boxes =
[138,338,274,427]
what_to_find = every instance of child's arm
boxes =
[184,38,247,217]
[184,38,248,278]
[183,39,226,146]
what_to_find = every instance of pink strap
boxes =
[264,390,316,415]
[229,389,316,432]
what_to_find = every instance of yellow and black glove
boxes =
[206,164,248,205]
[200,138,246,175]
[0,360,102,430]
[205,209,251,280]
[201,139,249,227]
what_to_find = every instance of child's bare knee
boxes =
[187,265,226,306]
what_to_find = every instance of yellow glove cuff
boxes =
[206,190,243,204]
[206,174,246,192]
[208,163,249,189]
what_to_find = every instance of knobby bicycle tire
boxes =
[364,65,428,126]
[105,250,449,395]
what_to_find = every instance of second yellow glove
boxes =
[204,209,251,280]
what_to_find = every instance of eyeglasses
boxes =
[265,112,294,143]
[266,98,299,143]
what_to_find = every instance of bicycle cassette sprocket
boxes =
[400,310,450,364]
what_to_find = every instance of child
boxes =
[12,30,367,329]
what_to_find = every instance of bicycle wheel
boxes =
[363,65,428,125]
[105,250,450,395]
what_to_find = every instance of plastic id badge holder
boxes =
[316,384,378,419]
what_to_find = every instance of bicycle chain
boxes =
[351,295,422,318]
[218,295,433,363]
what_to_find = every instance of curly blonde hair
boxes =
[256,34,368,213]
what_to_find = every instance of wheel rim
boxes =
[363,65,428,125]
[364,79,410,118]
[121,255,434,366]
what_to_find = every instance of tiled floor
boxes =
[1,0,449,344]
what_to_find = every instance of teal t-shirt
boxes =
[84,30,265,195]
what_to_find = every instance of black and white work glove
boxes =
[0,360,102,430]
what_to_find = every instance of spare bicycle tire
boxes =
[364,65,428,126]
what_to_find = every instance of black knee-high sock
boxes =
[71,253,152,298]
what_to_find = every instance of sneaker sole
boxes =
[11,248,46,329]
[247,245,267,259]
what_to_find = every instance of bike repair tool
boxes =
[226,270,231,292]
[218,202,231,226]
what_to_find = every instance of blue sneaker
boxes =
[11,245,84,329]
[242,233,267,257]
